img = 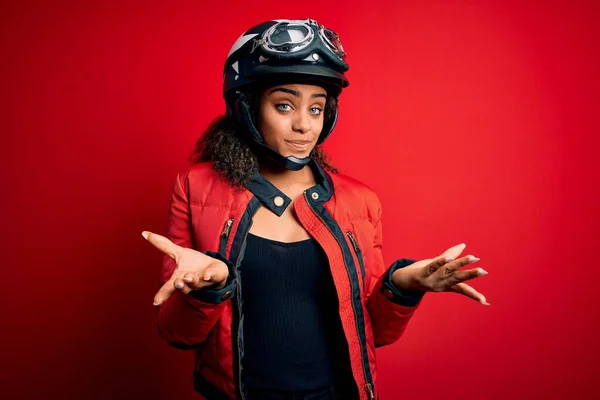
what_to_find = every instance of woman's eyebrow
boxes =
[268,87,327,99]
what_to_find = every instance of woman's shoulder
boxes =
[329,172,382,219]
[173,161,242,203]
[330,172,379,199]
[176,161,226,185]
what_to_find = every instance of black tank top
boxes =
[240,232,355,392]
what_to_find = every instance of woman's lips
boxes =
[285,140,312,150]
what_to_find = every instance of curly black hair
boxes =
[190,91,339,189]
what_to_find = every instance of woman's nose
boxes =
[292,111,311,134]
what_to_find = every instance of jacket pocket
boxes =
[346,231,366,291]
[219,218,234,257]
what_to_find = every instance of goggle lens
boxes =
[259,20,347,64]
[270,24,311,45]
[321,27,346,58]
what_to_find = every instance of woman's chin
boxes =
[285,143,315,157]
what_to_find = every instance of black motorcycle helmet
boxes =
[223,19,350,171]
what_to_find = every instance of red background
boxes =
[2,0,599,399]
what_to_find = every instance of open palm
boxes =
[142,231,229,306]
[394,243,490,306]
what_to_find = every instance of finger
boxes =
[182,271,214,290]
[423,256,454,277]
[448,283,490,306]
[442,255,481,275]
[183,269,227,290]
[173,277,193,294]
[153,280,176,306]
[440,266,488,287]
[142,231,181,260]
[439,243,467,261]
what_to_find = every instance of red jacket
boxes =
[156,160,424,400]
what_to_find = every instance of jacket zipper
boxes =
[365,383,375,400]
[219,218,234,256]
[235,236,247,400]
[231,206,260,400]
[304,191,375,400]
[347,231,366,290]
[218,216,242,397]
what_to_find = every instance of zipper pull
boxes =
[222,218,234,236]
[347,231,360,253]
[365,383,375,400]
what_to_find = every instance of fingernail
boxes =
[142,231,149,240]
[444,257,454,263]
[175,282,184,289]
[478,269,488,276]
[203,276,211,281]
[183,277,193,283]
[153,302,160,306]
[469,257,480,263]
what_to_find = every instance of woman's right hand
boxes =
[142,231,229,306]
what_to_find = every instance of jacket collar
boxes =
[245,159,333,216]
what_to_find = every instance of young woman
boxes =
[142,19,489,400]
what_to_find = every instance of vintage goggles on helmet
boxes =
[252,19,348,71]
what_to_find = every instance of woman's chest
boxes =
[248,184,313,243]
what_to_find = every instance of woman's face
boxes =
[258,83,327,158]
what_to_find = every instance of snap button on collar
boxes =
[221,290,233,301]
[311,192,319,200]
[383,289,394,300]
[273,196,284,207]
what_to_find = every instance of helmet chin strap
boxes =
[229,92,313,171]
[251,140,312,171]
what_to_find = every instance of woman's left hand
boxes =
[391,243,490,306]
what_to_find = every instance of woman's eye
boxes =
[310,107,323,115]
[275,104,292,112]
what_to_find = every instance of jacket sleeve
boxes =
[366,196,426,348]
[156,172,235,349]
